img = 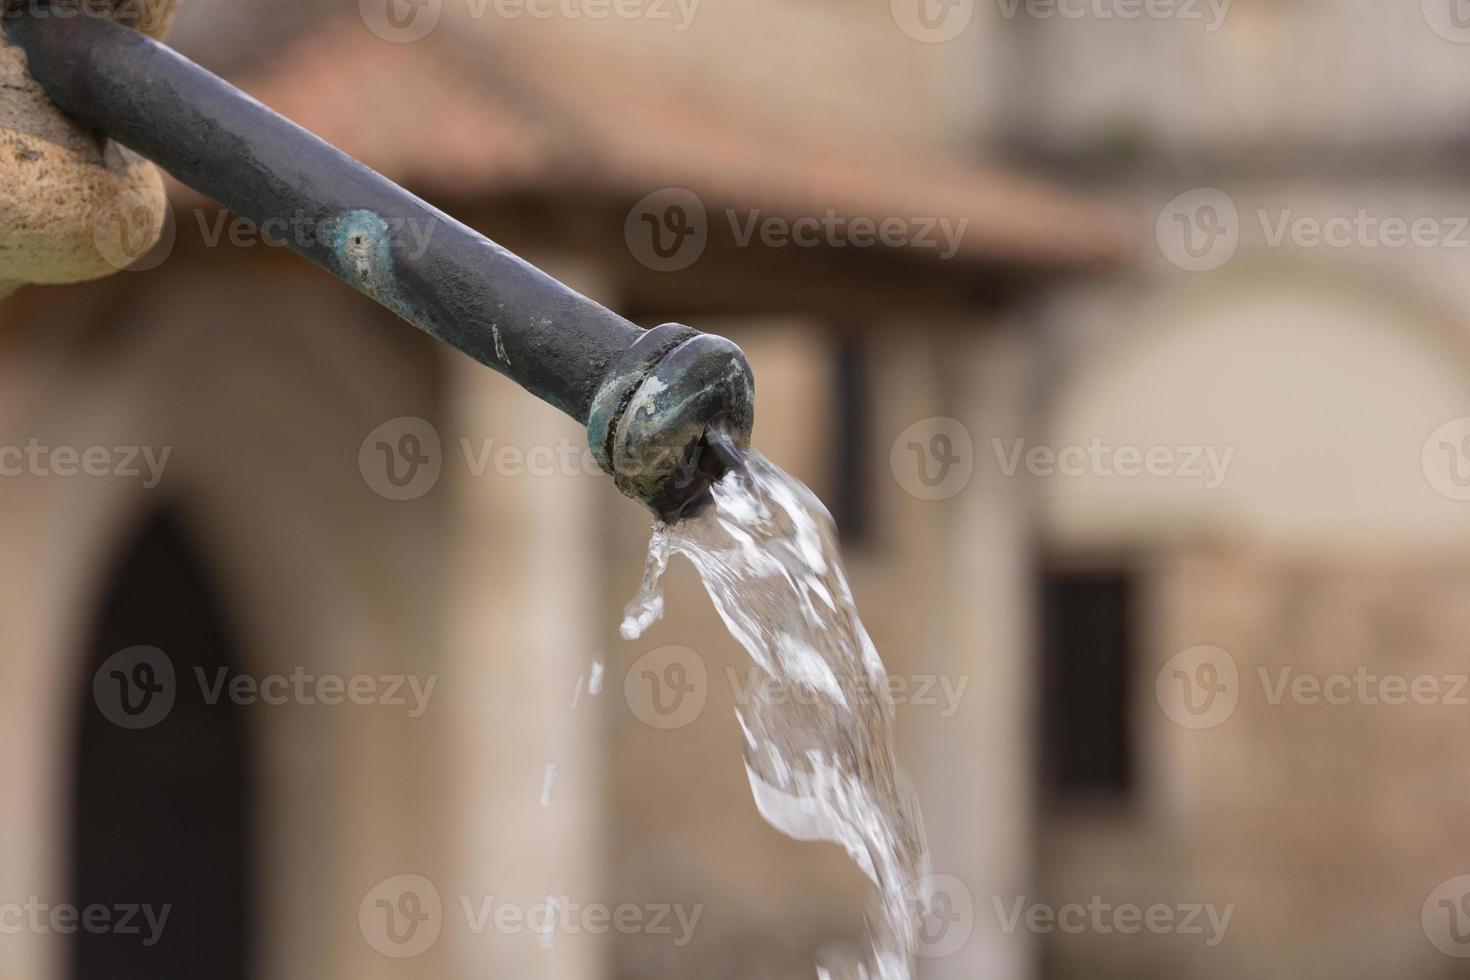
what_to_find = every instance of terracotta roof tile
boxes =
[172,19,1136,269]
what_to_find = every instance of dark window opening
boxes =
[1038,565,1136,803]
[71,508,254,980]
[830,332,871,542]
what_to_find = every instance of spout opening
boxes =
[587,326,754,521]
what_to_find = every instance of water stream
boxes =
[621,449,931,980]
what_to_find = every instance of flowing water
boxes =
[621,449,931,980]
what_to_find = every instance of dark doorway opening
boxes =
[71,508,254,980]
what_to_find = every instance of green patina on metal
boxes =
[330,209,418,325]
[10,8,756,519]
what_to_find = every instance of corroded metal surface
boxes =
[10,9,753,517]
[593,329,755,519]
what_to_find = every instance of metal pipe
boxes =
[6,7,753,519]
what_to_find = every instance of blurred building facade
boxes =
[1003,4,1470,979]
[3,2,1470,980]
[0,2,1124,979]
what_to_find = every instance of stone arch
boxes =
[0,270,450,980]
[1037,263,1470,551]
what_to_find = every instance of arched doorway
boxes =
[70,508,253,980]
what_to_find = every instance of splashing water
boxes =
[621,449,931,980]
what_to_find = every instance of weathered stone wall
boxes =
[0,0,180,292]
[1044,545,1470,980]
